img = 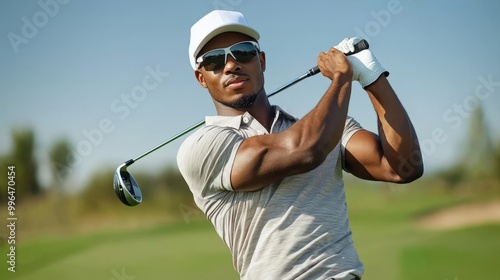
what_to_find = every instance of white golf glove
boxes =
[334,37,389,88]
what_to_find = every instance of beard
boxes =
[216,84,264,109]
[222,92,259,108]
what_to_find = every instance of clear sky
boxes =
[1,0,499,191]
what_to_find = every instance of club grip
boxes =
[346,39,369,56]
[308,39,370,76]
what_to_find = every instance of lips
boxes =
[224,76,249,89]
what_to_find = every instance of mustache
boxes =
[223,74,249,87]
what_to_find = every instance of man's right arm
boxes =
[230,48,353,191]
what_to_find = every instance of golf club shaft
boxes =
[125,120,205,165]
[125,39,369,166]
[125,75,304,166]
[267,39,369,97]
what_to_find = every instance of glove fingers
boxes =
[333,37,387,88]
[334,38,349,53]
[346,38,356,53]
[335,37,363,54]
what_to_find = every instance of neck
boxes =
[215,89,274,131]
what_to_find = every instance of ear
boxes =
[259,51,266,72]
[194,70,207,88]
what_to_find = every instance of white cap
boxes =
[189,10,260,70]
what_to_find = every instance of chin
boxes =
[225,91,259,108]
[212,83,264,109]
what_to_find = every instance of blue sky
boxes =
[1,0,499,191]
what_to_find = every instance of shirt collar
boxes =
[205,105,296,129]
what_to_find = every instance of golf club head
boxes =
[113,163,142,206]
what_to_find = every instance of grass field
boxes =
[1,179,500,279]
[1,222,238,280]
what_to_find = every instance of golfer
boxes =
[177,10,423,280]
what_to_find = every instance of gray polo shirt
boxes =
[177,106,364,280]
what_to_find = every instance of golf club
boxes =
[113,39,369,206]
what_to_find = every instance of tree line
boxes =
[1,105,499,202]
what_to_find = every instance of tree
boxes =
[49,138,74,191]
[160,165,190,194]
[80,169,117,212]
[495,140,500,180]
[437,105,496,184]
[0,155,11,202]
[461,105,496,179]
[11,128,41,197]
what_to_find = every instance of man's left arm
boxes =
[344,74,423,183]
[334,38,423,182]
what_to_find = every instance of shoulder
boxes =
[177,125,244,193]
[178,125,243,152]
[177,125,243,170]
[342,116,363,145]
[344,116,361,131]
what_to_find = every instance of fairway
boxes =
[2,1,500,279]
[2,182,500,280]
[401,224,500,279]
[1,222,238,280]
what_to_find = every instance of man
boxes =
[177,10,423,280]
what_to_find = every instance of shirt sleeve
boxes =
[341,116,363,171]
[177,126,243,199]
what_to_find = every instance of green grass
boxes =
[1,180,499,280]
[0,221,238,280]
[400,224,500,280]
[345,180,500,279]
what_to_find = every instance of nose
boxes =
[224,53,241,73]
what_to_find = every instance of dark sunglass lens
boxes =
[201,50,225,71]
[231,43,258,62]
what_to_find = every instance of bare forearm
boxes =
[365,75,423,180]
[272,51,354,172]
[291,73,352,162]
[232,73,352,191]
[266,73,353,177]
[231,48,354,191]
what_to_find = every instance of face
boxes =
[195,32,266,110]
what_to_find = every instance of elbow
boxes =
[283,140,329,174]
[392,161,424,184]
[284,130,339,174]
[297,144,331,172]
[305,151,328,171]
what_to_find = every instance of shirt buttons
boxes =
[242,117,250,123]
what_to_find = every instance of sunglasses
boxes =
[196,41,260,71]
